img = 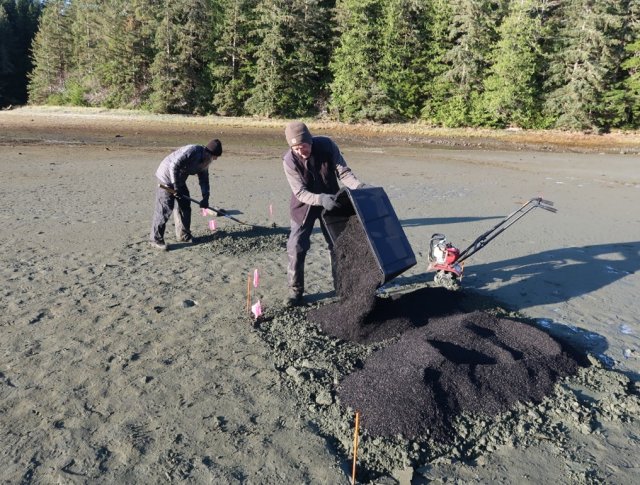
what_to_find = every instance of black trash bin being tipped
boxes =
[322,186,416,287]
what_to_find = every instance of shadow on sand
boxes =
[394,240,639,379]
[400,215,502,228]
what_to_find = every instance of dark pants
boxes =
[150,184,192,243]
[286,207,335,296]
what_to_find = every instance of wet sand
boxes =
[0,107,638,483]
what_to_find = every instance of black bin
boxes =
[322,186,416,285]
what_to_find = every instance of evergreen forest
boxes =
[3,0,640,131]
[0,0,41,106]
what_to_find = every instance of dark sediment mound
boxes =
[337,310,579,439]
[307,208,581,441]
[311,284,468,344]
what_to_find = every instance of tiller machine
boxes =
[427,197,557,290]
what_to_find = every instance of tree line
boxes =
[9,0,640,131]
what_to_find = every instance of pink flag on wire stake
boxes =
[201,208,207,217]
[253,268,259,288]
[208,219,217,231]
[269,203,273,219]
[251,300,263,319]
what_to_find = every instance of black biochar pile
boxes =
[308,212,580,440]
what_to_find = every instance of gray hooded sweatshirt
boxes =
[155,145,211,197]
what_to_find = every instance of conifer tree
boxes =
[149,0,214,114]
[210,0,256,115]
[42,0,159,108]
[544,0,628,131]
[420,0,455,124]
[285,0,335,116]
[0,6,14,105]
[91,0,159,108]
[615,0,640,126]
[27,0,74,104]
[67,0,111,105]
[430,0,504,127]
[480,0,545,128]
[329,0,393,122]
[243,0,290,117]
[244,0,333,117]
[377,0,430,120]
[0,0,42,106]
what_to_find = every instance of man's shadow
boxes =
[400,215,501,228]
[466,241,639,310]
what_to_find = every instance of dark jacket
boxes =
[155,145,211,197]
[283,136,360,224]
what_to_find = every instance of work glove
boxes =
[319,194,340,211]
[199,196,209,209]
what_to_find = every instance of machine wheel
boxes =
[433,270,461,291]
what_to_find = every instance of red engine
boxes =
[426,197,557,291]
[427,233,463,283]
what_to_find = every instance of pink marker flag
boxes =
[208,219,217,231]
[253,268,259,288]
[251,300,263,319]
[201,208,208,217]
[269,203,273,219]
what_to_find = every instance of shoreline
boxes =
[2,105,640,154]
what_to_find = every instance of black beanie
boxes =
[205,139,222,156]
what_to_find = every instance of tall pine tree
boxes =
[149,0,214,114]
[613,0,640,126]
[0,6,14,105]
[210,0,256,115]
[244,0,333,117]
[0,0,42,107]
[329,0,393,122]
[377,0,430,120]
[480,0,545,128]
[429,0,504,127]
[420,0,455,124]
[27,0,74,104]
[92,0,159,108]
[243,0,290,117]
[544,0,628,131]
[285,0,335,116]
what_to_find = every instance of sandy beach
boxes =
[1,107,639,483]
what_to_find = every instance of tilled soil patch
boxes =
[197,224,288,256]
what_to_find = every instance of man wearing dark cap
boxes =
[283,121,367,305]
[150,139,222,250]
